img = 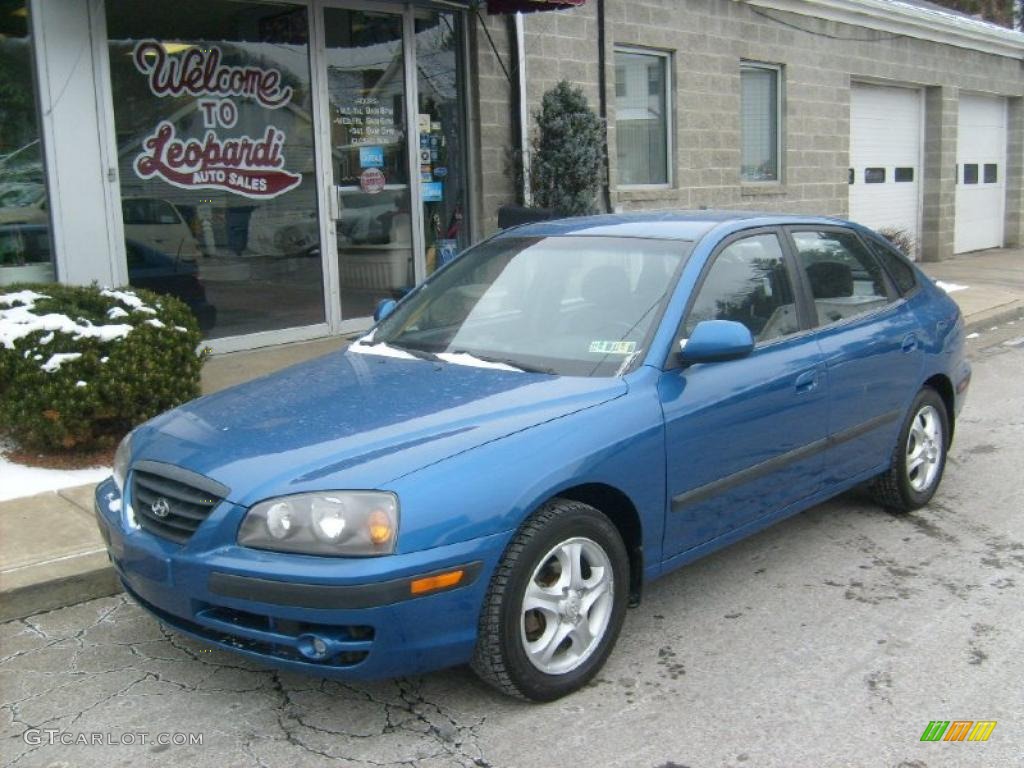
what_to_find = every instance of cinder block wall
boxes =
[469,0,1024,261]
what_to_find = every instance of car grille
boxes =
[131,462,228,544]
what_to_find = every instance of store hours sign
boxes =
[131,41,302,199]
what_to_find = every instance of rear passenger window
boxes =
[867,238,917,295]
[682,233,799,344]
[791,230,893,326]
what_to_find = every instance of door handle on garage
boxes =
[901,333,918,353]
[794,370,818,393]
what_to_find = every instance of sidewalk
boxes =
[2,248,1023,621]
[918,246,1024,333]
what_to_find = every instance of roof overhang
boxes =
[486,0,586,13]
[739,0,1024,59]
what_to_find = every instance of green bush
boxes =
[0,283,208,453]
[531,81,606,217]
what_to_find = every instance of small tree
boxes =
[531,81,605,217]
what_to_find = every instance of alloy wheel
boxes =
[520,536,614,676]
[906,404,943,492]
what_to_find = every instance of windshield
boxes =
[372,236,691,376]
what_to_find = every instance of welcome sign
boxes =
[131,40,302,199]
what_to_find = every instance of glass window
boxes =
[963,164,979,184]
[374,236,689,377]
[740,64,780,182]
[0,3,55,286]
[682,234,799,344]
[867,236,917,295]
[416,11,470,277]
[105,0,325,338]
[615,49,670,186]
[984,163,997,184]
[792,230,893,326]
[865,167,886,184]
[894,167,914,182]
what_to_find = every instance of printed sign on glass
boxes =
[130,40,302,199]
[359,146,384,169]
[360,167,387,194]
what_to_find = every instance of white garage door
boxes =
[955,94,1007,254]
[849,84,922,257]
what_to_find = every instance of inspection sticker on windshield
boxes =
[589,340,637,355]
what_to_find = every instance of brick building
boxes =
[475,0,1024,262]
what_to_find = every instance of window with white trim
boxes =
[740,62,781,183]
[614,48,671,187]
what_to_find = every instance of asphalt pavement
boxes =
[2,322,1023,768]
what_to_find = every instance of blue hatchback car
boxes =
[94,211,970,700]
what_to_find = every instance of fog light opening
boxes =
[297,633,334,661]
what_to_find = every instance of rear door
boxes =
[660,229,828,557]
[784,226,924,485]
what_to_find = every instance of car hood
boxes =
[130,349,627,506]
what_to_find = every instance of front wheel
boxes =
[868,387,950,512]
[472,498,629,701]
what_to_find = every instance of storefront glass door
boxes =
[321,2,470,321]
[323,6,415,320]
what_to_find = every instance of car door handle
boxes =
[794,370,818,393]
[901,333,918,353]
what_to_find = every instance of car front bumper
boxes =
[93,477,506,680]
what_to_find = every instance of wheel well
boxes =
[924,373,955,440]
[556,483,644,606]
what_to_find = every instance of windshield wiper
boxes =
[446,349,557,375]
[369,339,442,362]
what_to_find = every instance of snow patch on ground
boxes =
[935,280,968,294]
[0,445,110,502]
[966,332,980,339]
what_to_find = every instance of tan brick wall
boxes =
[468,0,1024,260]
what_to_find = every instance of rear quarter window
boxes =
[867,237,918,295]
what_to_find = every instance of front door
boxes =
[320,3,471,325]
[660,230,829,557]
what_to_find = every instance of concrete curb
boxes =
[962,300,1024,335]
[0,564,120,623]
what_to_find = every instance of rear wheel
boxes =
[472,498,629,701]
[868,387,949,512]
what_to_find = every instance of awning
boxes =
[486,0,586,13]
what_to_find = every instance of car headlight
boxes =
[112,432,133,494]
[238,492,399,556]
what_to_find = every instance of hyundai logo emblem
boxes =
[150,497,171,518]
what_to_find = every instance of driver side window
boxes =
[682,233,799,344]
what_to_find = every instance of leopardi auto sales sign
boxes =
[131,40,302,199]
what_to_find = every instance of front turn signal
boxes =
[410,569,465,596]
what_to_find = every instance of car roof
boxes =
[497,210,855,241]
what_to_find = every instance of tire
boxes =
[868,387,950,512]
[472,498,629,701]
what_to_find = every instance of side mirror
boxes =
[678,320,754,364]
[373,298,397,323]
